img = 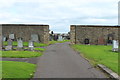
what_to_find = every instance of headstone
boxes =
[9,34,15,40]
[5,39,13,50]
[58,35,63,41]
[28,40,34,50]
[112,40,119,52]
[31,34,39,42]
[8,39,13,46]
[98,37,105,45]
[84,38,89,44]
[2,36,6,41]
[17,38,23,48]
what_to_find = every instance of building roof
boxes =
[71,25,120,28]
[1,24,49,26]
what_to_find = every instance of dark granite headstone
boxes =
[84,38,89,44]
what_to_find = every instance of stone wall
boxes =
[2,24,49,44]
[70,25,120,45]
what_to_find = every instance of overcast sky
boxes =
[0,0,119,33]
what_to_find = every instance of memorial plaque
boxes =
[31,34,39,42]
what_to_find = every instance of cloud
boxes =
[0,0,119,33]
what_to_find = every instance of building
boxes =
[2,24,49,44]
[70,25,120,45]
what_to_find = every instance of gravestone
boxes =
[84,38,89,44]
[9,34,15,40]
[28,40,34,51]
[2,36,6,41]
[31,34,39,42]
[5,39,13,50]
[112,40,119,52]
[58,35,63,41]
[17,38,23,49]
[98,37,105,45]
[8,39,13,46]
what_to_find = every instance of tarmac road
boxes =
[34,42,107,78]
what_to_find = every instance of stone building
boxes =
[70,25,120,45]
[2,24,49,44]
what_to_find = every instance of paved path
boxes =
[34,42,106,78]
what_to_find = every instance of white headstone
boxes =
[2,36,6,41]
[17,38,23,48]
[58,35,63,41]
[28,40,34,50]
[5,45,12,50]
[9,34,14,39]
[112,40,119,51]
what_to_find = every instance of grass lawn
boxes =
[49,40,70,44]
[1,51,42,58]
[1,61,36,79]
[71,44,119,74]
[3,41,48,47]
[34,48,45,52]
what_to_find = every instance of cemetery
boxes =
[70,25,120,76]
[1,24,70,79]
[2,24,49,44]
[0,24,119,79]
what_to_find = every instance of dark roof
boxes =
[1,24,49,26]
[71,25,120,28]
